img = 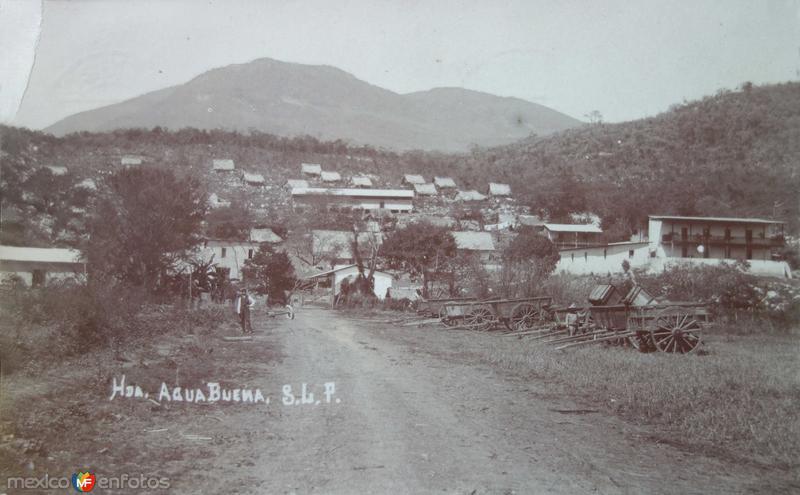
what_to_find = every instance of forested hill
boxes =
[479,81,800,233]
[2,81,798,247]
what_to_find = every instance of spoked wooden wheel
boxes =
[508,303,542,330]
[439,306,457,327]
[466,305,495,331]
[650,306,703,354]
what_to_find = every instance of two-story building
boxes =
[648,215,790,278]
[649,215,785,261]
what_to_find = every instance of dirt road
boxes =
[187,307,786,494]
[3,306,791,494]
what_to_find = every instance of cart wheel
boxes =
[509,303,542,330]
[285,304,295,320]
[650,306,702,354]
[439,306,457,327]
[466,305,495,331]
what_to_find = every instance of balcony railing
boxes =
[661,233,785,246]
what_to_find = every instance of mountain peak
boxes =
[46,58,579,151]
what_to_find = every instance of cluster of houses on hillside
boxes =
[1,159,793,298]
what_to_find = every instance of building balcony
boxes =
[661,233,785,247]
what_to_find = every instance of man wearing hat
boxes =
[236,288,255,334]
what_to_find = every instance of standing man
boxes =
[236,288,255,334]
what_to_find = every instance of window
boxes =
[248,249,254,259]
[32,269,45,287]
[221,247,227,258]
[628,250,634,258]
[379,201,385,209]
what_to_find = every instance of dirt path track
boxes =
[198,307,786,495]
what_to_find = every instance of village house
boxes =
[212,159,235,172]
[434,177,457,189]
[44,165,69,176]
[200,239,258,280]
[208,193,231,209]
[402,174,426,186]
[306,264,394,306]
[301,163,322,177]
[75,178,97,191]
[286,179,309,189]
[120,155,143,166]
[648,215,790,278]
[351,176,373,188]
[413,183,437,196]
[487,182,511,197]
[452,231,497,266]
[291,187,414,214]
[249,228,283,244]
[544,224,604,249]
[0,245,85,287]
[242,172,265,186]
[456,190,487,202]
[321,171,342,183]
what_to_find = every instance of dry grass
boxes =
[477,331,800,468]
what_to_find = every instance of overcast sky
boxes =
[2,0,799,129]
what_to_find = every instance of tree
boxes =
[86,167,206,292]
[205,202,252,239]
[380,223,457,295]
[242,244,297,304]
[500,228,560,297]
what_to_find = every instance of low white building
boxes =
[212,159,235,172]
[487,182,511,197]
[286,179,309,189]
[351,176,373,188]
[301,163,322,176]
[434,177,457,189]
[554,242,651,276]
[403,174,426,185]
[307,264,394,303]
[121,155,143,166]
[0,246,85,287]
[243,172,265,186]
[292,187,414,214]
[414,183,437,196]
[321,171,342,183]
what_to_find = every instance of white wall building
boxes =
[291,187,414,214]
[0,246,85,287]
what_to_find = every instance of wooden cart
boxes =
[541,284,711,353]
[588,303,710,353]
[417,297,476,320]
[442,296,554,331]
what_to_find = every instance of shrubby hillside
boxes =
[2,81,798,248]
